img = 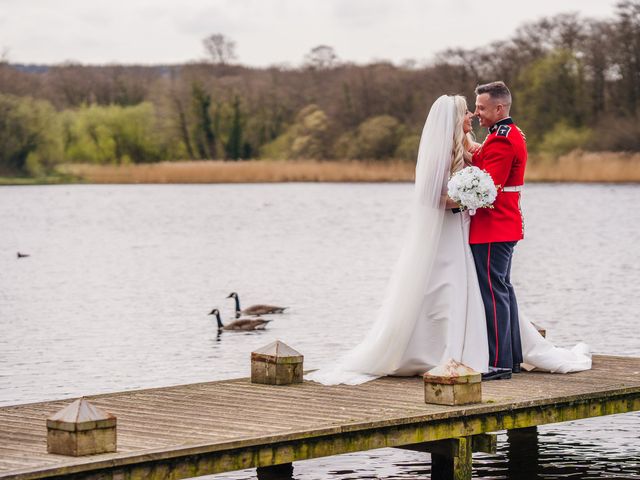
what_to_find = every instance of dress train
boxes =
[306,211,591,386]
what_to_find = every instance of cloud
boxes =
[0,0,623,65]
[329,0,395,29]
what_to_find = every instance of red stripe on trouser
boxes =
[487,243,499,368]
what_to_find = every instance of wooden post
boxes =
[397,434,495,480]
[423,360,482,406]
[46,397,116,456]
[251,340,303,385]
[507,426,539,478]
[430,437,473,480]
[471,433,497,454]
[257,463,294,480]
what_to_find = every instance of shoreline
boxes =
[1,151,639,185]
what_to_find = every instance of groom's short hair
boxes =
[475,81,512,107]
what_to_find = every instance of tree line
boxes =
[0,1,638,175]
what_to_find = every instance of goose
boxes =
[208,308,271,331]
[226,292,287,318]
[16,252,30,258]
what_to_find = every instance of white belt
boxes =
[502,185,523,192]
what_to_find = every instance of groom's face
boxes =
[474,93,504,128]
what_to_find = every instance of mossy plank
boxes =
[0,355,639,480]
[5,393,638,480]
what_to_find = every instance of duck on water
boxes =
[226,292,287,318]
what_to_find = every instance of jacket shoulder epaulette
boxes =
[496,125,511,137]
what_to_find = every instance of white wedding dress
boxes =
[393,209,488,376]
[305,96,591,386]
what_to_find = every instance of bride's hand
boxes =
[468,142,482,153]
[443,196,459,210]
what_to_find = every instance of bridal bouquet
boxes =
[447,166,497,215]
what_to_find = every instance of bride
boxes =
[306,95,591,386]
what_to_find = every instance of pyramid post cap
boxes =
[251,340,303,364]
[47,398,116,431]
[423,359,481,385]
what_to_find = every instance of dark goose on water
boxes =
[208,308,271,331]
[226,292,287,318]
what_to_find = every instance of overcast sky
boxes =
[0,0,622,66]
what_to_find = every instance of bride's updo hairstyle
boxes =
[451,95,474,175]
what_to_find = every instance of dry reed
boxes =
[57,160,415,183]
[526,151,640,183]
[57,152,640,184]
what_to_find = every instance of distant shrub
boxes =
[538,121,593,155]
[394,134,421,161]
[332,131,357,159]
[353,115,403,159]
[586,116,640,152]
[333,115,403,160]
[260,104,330,159]
[63,103,163,164]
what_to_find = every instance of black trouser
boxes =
[470,241,523,370]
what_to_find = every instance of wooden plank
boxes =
[0,355,637,480]
[6,392,639,480]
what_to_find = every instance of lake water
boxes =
[1,183,639,479]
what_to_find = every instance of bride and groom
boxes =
[307,81,591,386]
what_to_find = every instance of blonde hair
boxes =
[451,95,474,175]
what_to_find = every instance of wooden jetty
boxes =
[1,355,639,480]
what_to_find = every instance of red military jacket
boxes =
[469,117,527,244]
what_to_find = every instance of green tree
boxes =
[225,95,243,160]
[516,49,585,149]
[63,103,163,164]
[191,83,216,159]
[394,134,421,161]
[0,94,63,174]
[611,0,640,117]
[335,115,403,160]
[538,121,593,155]
[261,104,330,159]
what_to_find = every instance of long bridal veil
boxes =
[306,95,592,386]
[306,95,457,385]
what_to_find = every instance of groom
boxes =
[470,81,527,381]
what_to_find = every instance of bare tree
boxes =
[304,45,339,69]
[203,34,237,65]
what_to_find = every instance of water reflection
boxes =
[506,427,539,479]
[256,464,294,480]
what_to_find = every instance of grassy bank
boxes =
[2,151,639,185]
[0,173,76,185]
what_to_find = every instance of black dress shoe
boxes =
[482,368,512,381]
[512,364,522,374]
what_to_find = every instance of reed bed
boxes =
[57,160,415,183]
[57,152,640,184]
[526,151,640,183]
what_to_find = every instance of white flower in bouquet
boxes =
[447,166,497,215]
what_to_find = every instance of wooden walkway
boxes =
[1,355,639,480]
